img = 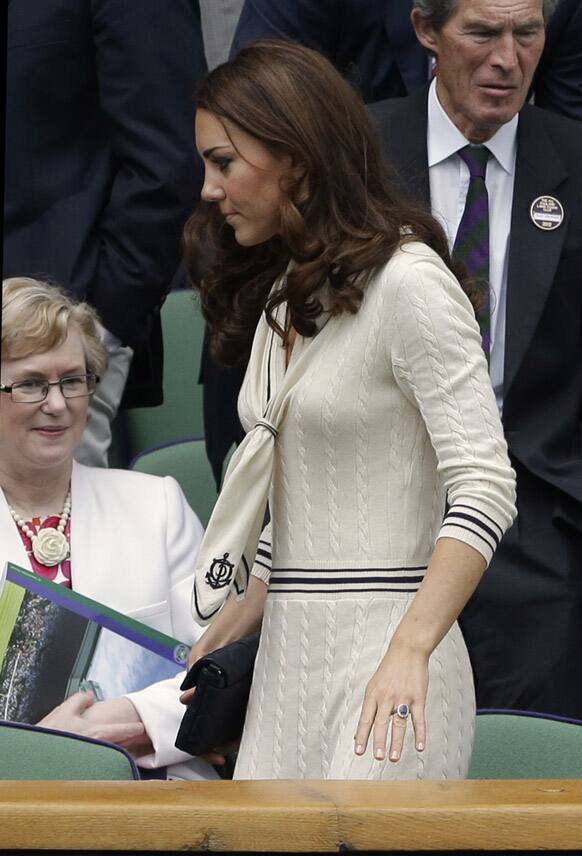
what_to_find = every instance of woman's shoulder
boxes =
[371,240,462,304]
[380,240,452,280]
[363,241,474,335]
[74,462,182,500]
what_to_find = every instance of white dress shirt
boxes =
[427,79,518,412]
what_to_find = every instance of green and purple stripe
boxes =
[6,563,188,666]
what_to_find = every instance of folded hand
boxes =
[38,691,149,751]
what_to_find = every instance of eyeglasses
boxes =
[0,373,100,403]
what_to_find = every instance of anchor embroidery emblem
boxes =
[206,552,234,589]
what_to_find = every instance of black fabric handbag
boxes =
[175,633,260,756]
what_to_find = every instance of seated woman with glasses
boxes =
[0,277,217,781]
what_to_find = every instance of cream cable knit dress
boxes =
[234,242,516,780]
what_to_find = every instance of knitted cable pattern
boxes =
[444,285,502,447]
[396,279,472,466]
[294,377,314,558]
[337,600,367,779]
[320,599,337,778]
[271,599,288,778]
[277,435,295,556]
[431,643,450,778]
[355,291,385,559]
[247,605,272,779]
[296,601,311,777]
[321,323,354,558]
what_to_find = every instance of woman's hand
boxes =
[353,539,488,762]
[354,644,429,762]
[38,691,150,753]
[180,576,268,705]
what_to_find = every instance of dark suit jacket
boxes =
[4,0,207,407]
[230,0,428,103]
[369,89,582,530]
[533,0,582,120]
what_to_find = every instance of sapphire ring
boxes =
[395,703,410,720]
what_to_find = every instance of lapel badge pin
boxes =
[530,195,564,231]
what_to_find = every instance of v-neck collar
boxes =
[267,295,333,406]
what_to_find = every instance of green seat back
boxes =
[0,721,139,780]
[468,712,582,779]
[123,290,205,460]
[131,438,219,527]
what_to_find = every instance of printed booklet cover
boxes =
[0,562,190,724]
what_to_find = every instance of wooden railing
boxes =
[2,779,582,852]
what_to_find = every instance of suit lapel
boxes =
[382,86,431,206]
[504,107,569,398]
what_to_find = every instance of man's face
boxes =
[412,0,546,142]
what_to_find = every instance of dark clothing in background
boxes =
[533,0,582,121]
[230,0,427,104]
[369,88,582,718]
[4,0,207,408]
[199,328,246,489]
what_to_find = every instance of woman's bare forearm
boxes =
[390,536,487,658]
[189,576,268,666]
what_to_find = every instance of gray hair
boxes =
[412,0,559,29]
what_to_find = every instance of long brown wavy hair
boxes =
[184,40,465,366]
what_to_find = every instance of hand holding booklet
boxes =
[0,562,190,725]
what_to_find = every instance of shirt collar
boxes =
[427,78,518,175]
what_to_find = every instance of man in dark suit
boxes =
[370,0,582,718]
[230,0,428,102]
[4,0,207,465]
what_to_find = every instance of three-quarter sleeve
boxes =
[249,521,272,585]
[388,245,517,565]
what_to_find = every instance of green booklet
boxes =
[0,562,190,724]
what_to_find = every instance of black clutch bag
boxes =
[175,633,260,756]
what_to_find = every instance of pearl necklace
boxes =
[8,490,71,567]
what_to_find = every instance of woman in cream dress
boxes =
[182,41,516,780]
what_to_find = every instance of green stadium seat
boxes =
[130,438,222,528]
[114,290,206,466]
[468,709,582,779]
[0,720,139,780]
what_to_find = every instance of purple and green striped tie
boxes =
[452,144,491,358]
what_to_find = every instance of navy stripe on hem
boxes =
[272,565,427,573]
[440,521,496,552]
[270,575,425,586]
[444,511,500,546]
[451,504,504,538]
[269,587,420,594]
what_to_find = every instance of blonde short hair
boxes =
[1,278,108,377]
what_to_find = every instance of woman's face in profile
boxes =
[0,326,89,475]
[196,108,294,247]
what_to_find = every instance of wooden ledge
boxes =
[1,779,582,851]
